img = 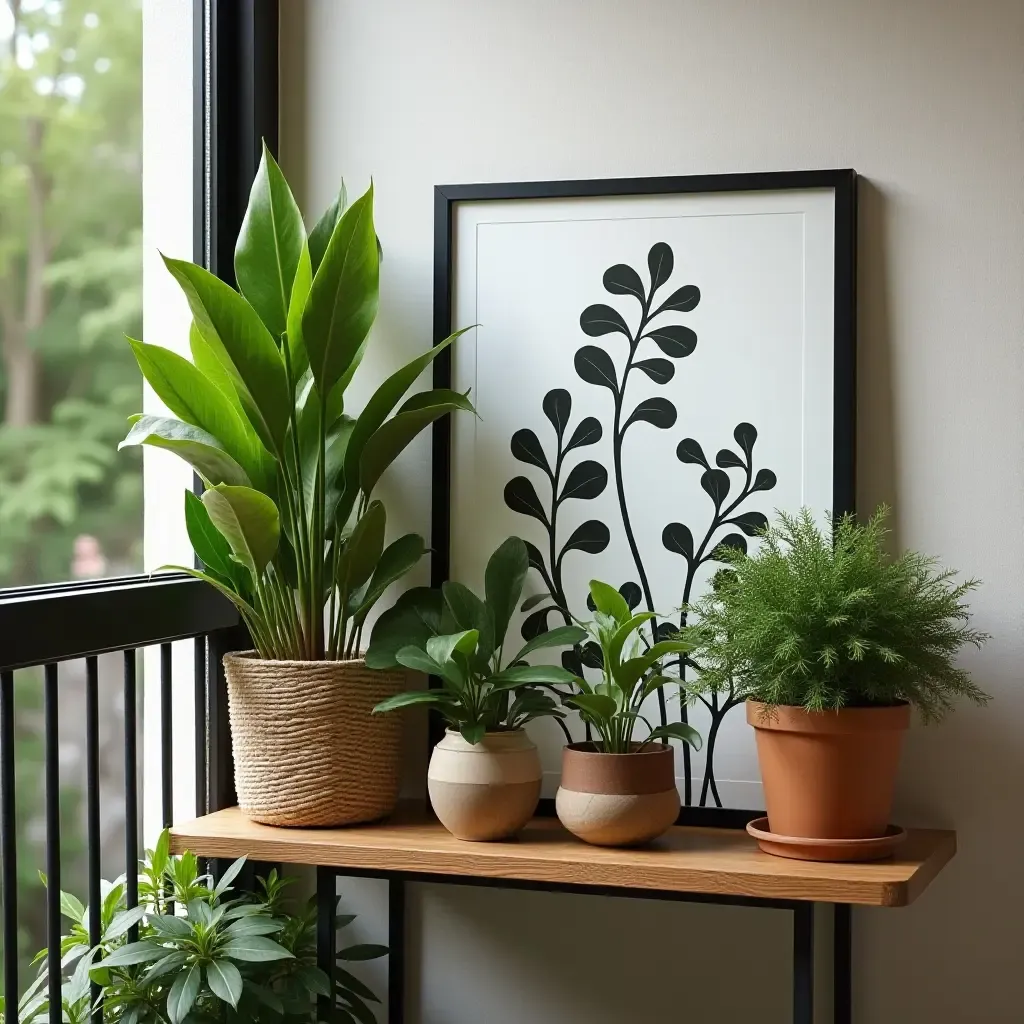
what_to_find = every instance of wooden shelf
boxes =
[171,805,955,908]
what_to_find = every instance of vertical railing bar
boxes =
[44,664,61,1024]
[160,643,173,830]
[1,670,18,1021]
[85,657,103,1022]
[123,650,139,940]
[193,637,207,819]
[316,867,336,1023]
[388,877,406,1024]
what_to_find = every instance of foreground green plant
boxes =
[683,506,990,720]
[559,580,701,754]
[120,145,471,660]
[368,537,584,743]
[13,832,385,1023]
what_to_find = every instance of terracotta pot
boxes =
[427,730,541,841]
[556,743,680,847]
[747,700,911,841]
[224,653,407,827]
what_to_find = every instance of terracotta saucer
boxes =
[746,817,908,862]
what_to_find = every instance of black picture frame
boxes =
[430,169,857,823]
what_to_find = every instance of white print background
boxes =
[450,188,837,809]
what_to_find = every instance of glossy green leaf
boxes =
[373,689,455,714]
[339,943,390,962]
[349,533,428,625]
[202,484,280,577]
[286,242,312,378]
[588,579,631,623]
[119,414,251,487]
[365,586,443,669]
[220,936,293,962]
[167,963,201,1024]
[302,184,379,397]
[490,664,577,689]
[190,320,239,405]
[566,692,618,722]
[511,624,588,665]
[184,490,240,582]
[485,536,529,652]
[645,722,702,749]
[359,394,474,496]
[394,645,446,677]
[460,722,486,745]
[234,142,306,339]
[426,630,479,666]
[207,959,244,1008]
[94,941,165,970]
[337,500,386,594]
[308,179,348,275]
[441,581,495,662]
[162,255,290,452]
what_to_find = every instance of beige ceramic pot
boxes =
[427,729,542,841]
[748,700,911,841]
[224,652,407,827]
[556,742,680,847]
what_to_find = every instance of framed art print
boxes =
[432,170,857,818]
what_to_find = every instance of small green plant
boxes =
[683,506,990,720]
[120,145,471,661]
[14,831,386,1023]
[367,537,585,744]
[559,580,701,754]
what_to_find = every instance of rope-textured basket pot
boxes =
[224,652,407,827]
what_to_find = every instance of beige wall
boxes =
[280,2,1024,1020]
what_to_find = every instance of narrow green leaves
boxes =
[234,142,306,339]
[337,500,386,594]
[485,536,530,651]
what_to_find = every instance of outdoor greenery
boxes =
[683,507,990,720]
[368,537,583,743]
[123,146,471,661]
[0,0,143,587]
[557,580,701,754]
[10,831,386,1023]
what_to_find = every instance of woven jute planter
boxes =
[224,652,407,827]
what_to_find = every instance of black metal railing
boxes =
[0,573,242,1022]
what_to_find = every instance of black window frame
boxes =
[0,0,279,671]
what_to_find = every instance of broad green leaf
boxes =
[167,963,201,1024]
[349,533,428,625]
[234,142,306,339]
[302,184,379,397]
[213,856,246,898]
[207,959,244,1008]
[184,490,241,583]
[645,722,702,749]
[190,320,240,405]
[127,339,263,483]
[511,624,588,665]
[102,905,147,942]
[589,580,631,623]
[373,690,456,714]
[606,612,658,670]
[394,646,446,677]
[566,693,618,723]
[426,629,479,666]
[223,915,282,937]
[202,485,280,577]
[308,179,347,274]
[337,500,386,594]
[441,581,495,662]
[220,936,293,962]
[338,943,390,962]
[336,965,378,1002]
[485,536,530,651]
[460,722,486,745]
[140,950,189,984]
[92,941,165,970]
[162,256,290,452]
[365,586,443,669]
[286,242,312,377]
[119,415,251,487]
[490,664,577,689]
[60,890,86,924]
[148,914,193,939]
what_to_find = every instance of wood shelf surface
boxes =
[170,805,955,908]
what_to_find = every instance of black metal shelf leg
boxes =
[834,903,852,1024]
[389,877,406,1024]
[793,902,814,1024]
[317,866,337,1022]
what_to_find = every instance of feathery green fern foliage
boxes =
[683,507,989,721]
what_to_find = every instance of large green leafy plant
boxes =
[558,580,701,754]
[367,537,585,743]
[12,831,386,1024]
[683,507,990,720]
[120,146,470,659]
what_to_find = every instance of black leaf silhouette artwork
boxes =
[504,239,781,809]
[662,419,777,806]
